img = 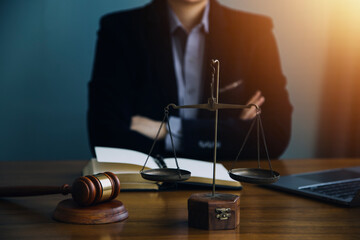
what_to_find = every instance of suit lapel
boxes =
[199,0,230,117]
[204,1,230,96]
[145,0,178,106]
[144,0,238,115]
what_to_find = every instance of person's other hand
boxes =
[239,90,265,120]
[130,115,167,140]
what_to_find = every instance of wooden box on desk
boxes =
[188,193,240,230]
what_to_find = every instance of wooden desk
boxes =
[0,159,359,240]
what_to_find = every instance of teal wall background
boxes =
[0,0,150,160]
[1,0,325,161]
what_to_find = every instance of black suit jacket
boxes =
[88,0,292,160]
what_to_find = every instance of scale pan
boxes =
[229,168,280,184]
[141,168,191,182]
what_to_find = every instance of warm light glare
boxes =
[327,0,360,52]
[329,0,360,25]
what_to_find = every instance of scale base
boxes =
[188,193,240,230]
[53,199,128,224]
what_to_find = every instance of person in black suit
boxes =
[88,0,292,160]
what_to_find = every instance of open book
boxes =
[82,146,242,191]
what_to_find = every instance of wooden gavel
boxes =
[0,172,120,207]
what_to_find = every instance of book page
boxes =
[95,146,159,169]
[163,158,236,182]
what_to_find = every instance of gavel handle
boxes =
[0,184,71,197]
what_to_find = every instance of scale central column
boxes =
[187,60,240,230]
[212,59,220,197]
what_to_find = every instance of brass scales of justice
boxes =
[140,59,280,230]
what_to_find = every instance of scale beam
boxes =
[166,102,260,112]
[140,59,279,187]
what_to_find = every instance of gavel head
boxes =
[71,172,120,206]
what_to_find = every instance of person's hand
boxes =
[130,115,167,140]
[239,91,265,120]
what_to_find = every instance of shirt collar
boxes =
[167,2,210,34]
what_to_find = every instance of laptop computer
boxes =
[265,166,360,207]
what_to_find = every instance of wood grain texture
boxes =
[188,193,240,230]
[0,159,360,239]
[53,199,128,224]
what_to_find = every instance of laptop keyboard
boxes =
[300,180,360,200]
